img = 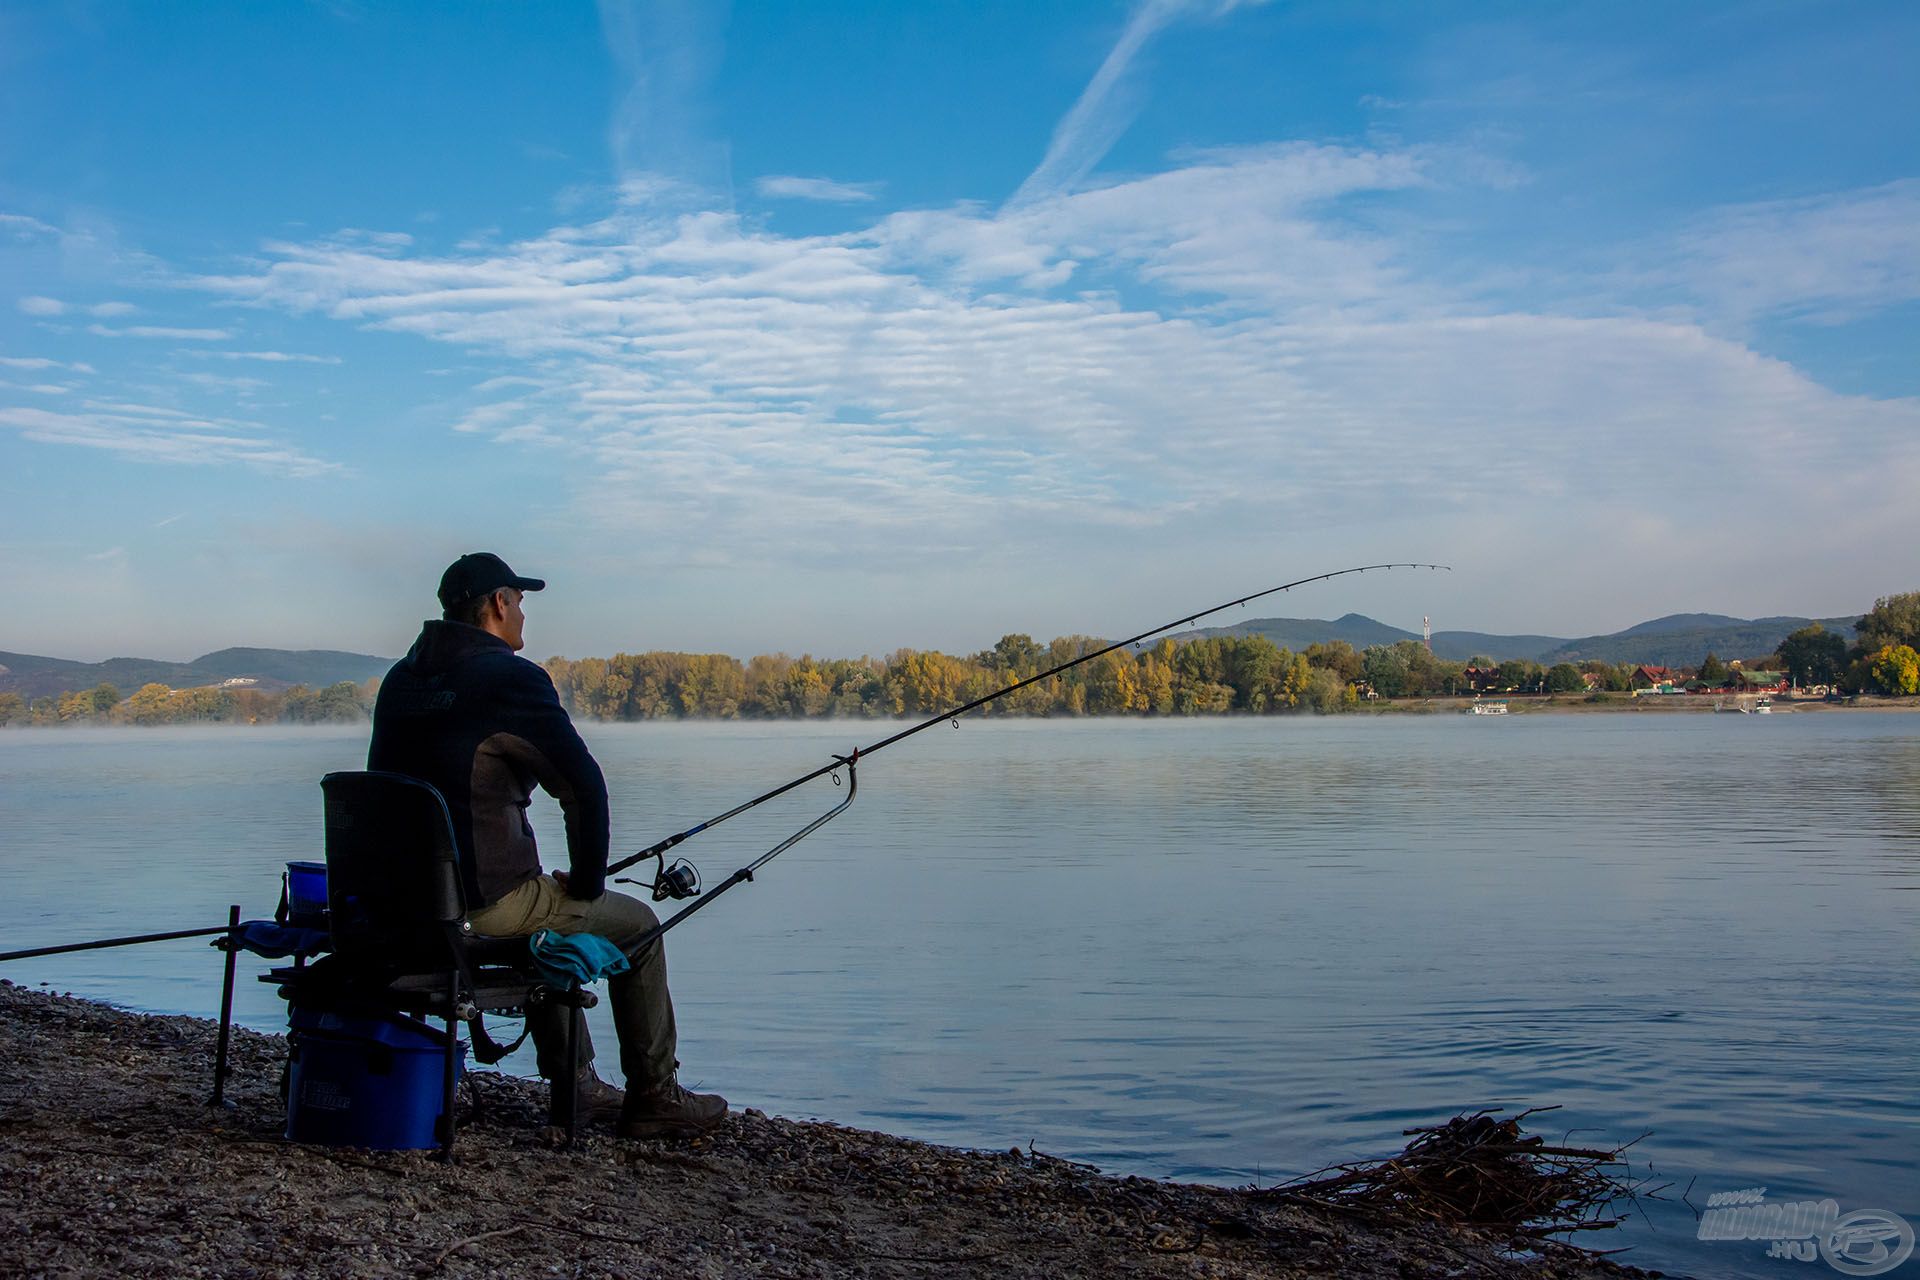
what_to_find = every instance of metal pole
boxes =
[438,969,460,1160]
[210,904,241,1108]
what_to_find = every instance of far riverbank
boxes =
[1352,694,1910,714]
[3,693,1913,731]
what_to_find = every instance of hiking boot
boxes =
[550,1067,625,1126]
[616,1075,728,1139]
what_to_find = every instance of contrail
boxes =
[1009,0,1260,208]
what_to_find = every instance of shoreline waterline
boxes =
[0,982,1652,1279]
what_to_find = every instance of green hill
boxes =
[1173,612,1859,668]
[1536,616,1857,669]
[1175,612,1420,650]
[0,648,393,700]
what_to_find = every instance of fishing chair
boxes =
[263,770,598,1156]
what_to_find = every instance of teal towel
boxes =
[527,929,631,987]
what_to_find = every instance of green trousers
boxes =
[466,873,679,1089]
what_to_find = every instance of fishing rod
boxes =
[612,562,1448,947]
[0,924,236,965]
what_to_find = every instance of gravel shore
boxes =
[0,981,1656,1279]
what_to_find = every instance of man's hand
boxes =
[552,869,599,899]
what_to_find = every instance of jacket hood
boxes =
[403,619,512,678]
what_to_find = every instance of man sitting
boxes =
[368,551,726,1138]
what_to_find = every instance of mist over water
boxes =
[3,714,1916,1278]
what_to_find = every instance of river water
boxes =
[3,713,1916,1278]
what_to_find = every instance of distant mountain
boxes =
[188,648,393,687]
[1172,611,1860,668]
[0,647,393,700]
[1536,616,1857,669]
[1426,631,1569,663]
[1615,613,1750,637]
[1175,612,1420,651]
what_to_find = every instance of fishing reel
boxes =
[613,850,701,901]
[614,849,702,901]
[650,853,702,902]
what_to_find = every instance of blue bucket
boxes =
[285,1006,465,1150]
[285,860,329,929]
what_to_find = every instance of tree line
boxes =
[543,634,1364,721]
[0,680,377,728]
[540,635,1588,720]
[539,589,1920,718]
[1633,591,1920,696]
[1772,590,1920,695]
[7,589,1914,728]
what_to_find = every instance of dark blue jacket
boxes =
[368,621,609,906]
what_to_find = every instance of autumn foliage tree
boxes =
[1867,645,1920,696]
[40,602,1917,729]
[1854,591,1920,655]
[534,633,1384,721]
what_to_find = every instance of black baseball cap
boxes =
[437,552,546,610]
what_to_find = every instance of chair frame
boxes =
[212,770,597,1157]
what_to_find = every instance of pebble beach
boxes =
[0,981,1665,1280]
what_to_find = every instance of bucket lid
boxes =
[290,1005,459,1052]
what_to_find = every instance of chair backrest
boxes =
[320,771,468,967]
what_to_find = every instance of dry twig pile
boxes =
[1262,1106,1652,1248]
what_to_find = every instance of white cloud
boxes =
[178,371,269,392]
[0,402,339,475]
[189,349,343,364]
[0,356,59,369]
[893,143,1429,301]
[1668,179,1920,324]
[0,213,60,239]
[756,175,881,203]
[15,297,140,319]
[181,138,1918,605]
[87,324,234,340]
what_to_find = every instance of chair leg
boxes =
[438,971,460,1161]
[209,904,241,1108]
[559,993,579,1148]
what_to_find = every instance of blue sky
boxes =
[3,1,1916,663]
